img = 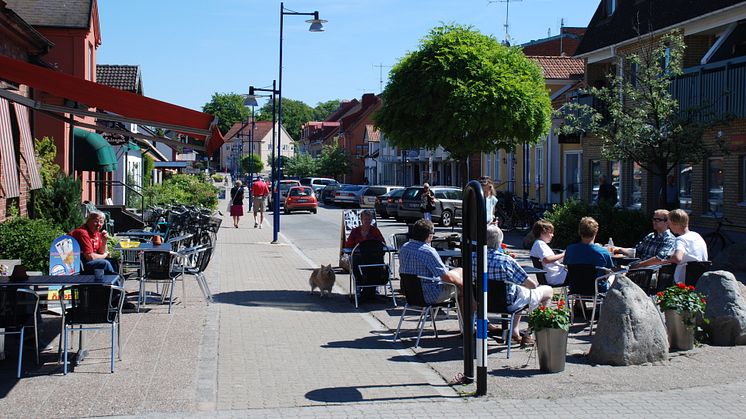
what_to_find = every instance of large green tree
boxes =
[559,31,728,208]
[313,99,342,120]
[202,93,250,134]
[317,143,352,180]
[374,24,552,183]
[241,153,264,175]
[257,98,315,142]
[284,152,318,178]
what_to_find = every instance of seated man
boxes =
[564,216,615,286]
[660,209,708,284]
[620,209,676,268]
[70,210,118,274]
[480,225,553,346]
[399,219,463,305]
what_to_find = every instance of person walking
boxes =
[251,176,270,229]
[597,175,618,206]
[230,180,245,228]
[420,183,436,221]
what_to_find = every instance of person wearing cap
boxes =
[420,183,436,221]
[251,176,270,229]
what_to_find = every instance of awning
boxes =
[73,128,118,172]
[0,97,20,197]
[0,55,225,155]
[12,102,43,190]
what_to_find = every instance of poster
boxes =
[339,209,378,255]
[48,235,80,309]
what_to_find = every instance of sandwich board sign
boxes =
[48,235,81,313]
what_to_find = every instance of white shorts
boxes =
[511,285,552,311]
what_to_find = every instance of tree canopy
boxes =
[257,98,315,142]
[241,153,264,175]
[317,143,352,180]
[202,93,250,134]
[375,24,552,166]
[284,151,318,178]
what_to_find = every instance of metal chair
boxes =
[349,240,397,308]
[139,250,183,313]
[530,256,568,301]
[685,261,712,287]
[395,274,460,347]
[0,288,40,378]
[59,284,125,374]
[566,264,608,336]
[655,264,677,292]
[389,233,409,278]
[486,279,527,359]
[177,244,215,304]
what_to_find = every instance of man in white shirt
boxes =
[662,209,708,284]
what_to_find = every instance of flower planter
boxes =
[664,310,694,351]
[535,328,568,373]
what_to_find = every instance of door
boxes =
[564,152,582,201]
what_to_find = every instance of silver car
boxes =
[360,185,404,209]
[333,184,366,207]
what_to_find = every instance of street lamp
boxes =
[277,2,325,242]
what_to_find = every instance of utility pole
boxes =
[372,63,391,93]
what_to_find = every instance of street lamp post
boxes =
[277,2,325,242]
[247,83,279,242]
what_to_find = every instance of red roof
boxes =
[528,56,585,80]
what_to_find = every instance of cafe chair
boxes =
[530,256,568,301]
[349,240,397,308]
[59,284,125,374]
[177,244,215,304]
[140,250,184,313]
[389,233,409,278]
[486,279,527,359]
[566,264,608,336]
[655,264,677,292]
[395,274,461,347]
[0,288,40,378]
[685,261,712,287]
[625,267,659,296]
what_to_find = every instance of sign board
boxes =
[338,209,378,256]
[48,235,80,310]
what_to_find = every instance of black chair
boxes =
[59,284,125,374]
[139,250,183,313]
[0,288,40,378]
[685,261,712,287]
[395,274,460,347]
[486,280,527,358]
[655,264,677,292]
[566,264,608,336]
[626,267,658,295]
[389,233,409,277]
[530,256,568,300]
[349,240,397,308]
[178,244,215,304]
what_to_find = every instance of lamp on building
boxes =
[275,2,325,243]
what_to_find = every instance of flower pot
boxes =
[664,310,694,351]
[535,328,568,373]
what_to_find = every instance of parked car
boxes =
[269,179,301,208]
[360,185,404,209]
[321,183,343,205]
[376,188,406,219]
[397,186,462,227]
[284,186,318,214]
[333,184,367,207]
[299,177,338,198]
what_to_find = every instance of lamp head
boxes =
[244,87,259,107]
[306,12,326,32]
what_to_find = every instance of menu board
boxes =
[338,209,378,254]
[48,235,80,311]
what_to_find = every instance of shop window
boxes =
[535,146,544,191]
[707,157,724,216]
[679,163,693,211]
[610,161,622,204]
[590,160,601,201]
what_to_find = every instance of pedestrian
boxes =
[664,175,679,210]
[480,176,498,225]
[597,175,618,206]
[420,183,436,221]
[251,176,270,229]
[69,210,118,273]
[230,180,245,228]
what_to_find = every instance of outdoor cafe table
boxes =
[612,255,640,267]
[521,265,547,275]
[0,274,121,364]
[114,231,160,239]
[114,242,173,311]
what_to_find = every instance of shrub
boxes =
[144,173,218,210]
[34,174,84,232]
[0,217,65,273]
[542,199,649,248]
[212,174,224,183]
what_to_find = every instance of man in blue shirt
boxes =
[564,216,615,270]
[399,219,463,305]
[618,209,676,268]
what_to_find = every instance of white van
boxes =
[299,177,338,197]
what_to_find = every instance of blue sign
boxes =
[49,235,81,276]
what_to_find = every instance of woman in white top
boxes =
[480,177,498,225]
[663,209,708,284]
[529,220,567,285]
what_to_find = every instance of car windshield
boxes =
[290,187,313,197]
[390,189,405,198]
[299,178,312,186]
[402,188,422,199]
[316,179,336,186]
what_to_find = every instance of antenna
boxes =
[372,63,392,93]
[488,0,523,43]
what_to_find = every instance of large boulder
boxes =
[695,270,746,346]
[588,275,669,365]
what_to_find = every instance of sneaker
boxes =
[259,224,262,229]
[254,223,258,228]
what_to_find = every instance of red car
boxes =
[284,186,318,214]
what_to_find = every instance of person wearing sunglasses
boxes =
[620,209,676,268]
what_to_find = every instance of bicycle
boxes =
[703,217,743,258]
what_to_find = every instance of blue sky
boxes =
[97,0,597,112]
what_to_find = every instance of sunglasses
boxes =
[652,218,668,222]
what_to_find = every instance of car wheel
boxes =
[440,209,453,227]
[284,207,290,215]
[312,208,317,214]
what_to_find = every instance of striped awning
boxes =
[12,103,43,190]
[0,97,20,198]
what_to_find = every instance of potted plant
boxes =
[528,299,570,372]
[656,283,707,351]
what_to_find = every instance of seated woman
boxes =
[529,220,567,285]
[69,210,119,274]
[344,210,385,249]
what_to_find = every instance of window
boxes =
[610,160,622,204]
[535,146,544,192]
[485,153,492,178]
[708,157,724,216]
[630,61,639,87]
[604,0,616,17]
[631,162,642,209]
[679,163,693,211]
[494,151,501,182]
[590,160,601,201]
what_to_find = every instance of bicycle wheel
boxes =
[704,233,725,258]
[498,209,515,231]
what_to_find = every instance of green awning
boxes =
[126,140,140,151]
[73,128,118,172]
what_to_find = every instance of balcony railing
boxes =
[670,55,746,121]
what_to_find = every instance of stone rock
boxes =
[712,242,746,272]
[588,275,669,366]
[695,270,746,346]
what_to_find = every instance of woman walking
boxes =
[230,180,245,228]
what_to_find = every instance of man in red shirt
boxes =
[70,211,118,273]
[251,176,270,228]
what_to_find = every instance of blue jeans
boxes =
[82,258,119,274]
[423,212,432,221]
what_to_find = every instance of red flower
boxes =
[701,298,707,304]
[656,292,664,297]
[688,285,696,291]
[539,306,546,311]
[557,299,565,309]
[677,283,687,289]
[501,243,508,249]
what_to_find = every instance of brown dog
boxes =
[309,264,335,297]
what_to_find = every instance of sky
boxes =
[96,0,598,112]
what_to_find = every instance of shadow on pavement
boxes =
[214,289,395,313]
[305,383,457,403]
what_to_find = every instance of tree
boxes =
[374,24,552,183]
[241,153,264,175]
[313,99,341,120]
[257,98,315,142]
[284,152,318,178]
[202,92,250,134]
[317,143,352,180]
[34,136,61,186]
[559,31,728,208]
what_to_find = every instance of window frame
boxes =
[707,157,724,216]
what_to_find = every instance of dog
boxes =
[309,264,336,297]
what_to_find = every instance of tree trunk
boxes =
[458,158,469,188]
[647,161,669,213]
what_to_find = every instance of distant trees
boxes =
[257,98,342,142]
[317,143,352,180]
[241,153,264,175]
[202,93,250,134]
